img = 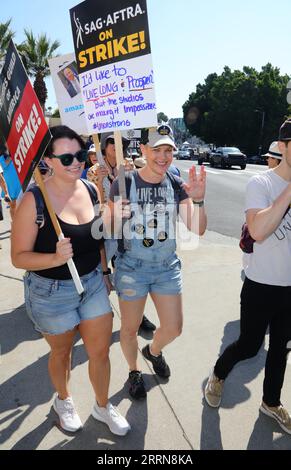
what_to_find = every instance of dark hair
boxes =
[0,143,8,155]
[45,125,85,156]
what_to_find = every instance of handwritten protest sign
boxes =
[48,53,88,135]
[70,0,157,133]
[0,41,51,191]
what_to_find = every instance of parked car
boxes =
[209,147,247,169]
[176,148,192,160]
[176,145,195,160]
[247,155,267,165]
[198,147,212,165]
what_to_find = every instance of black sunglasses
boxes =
[49,149,88,166]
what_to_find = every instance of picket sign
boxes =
[33,167,84,295]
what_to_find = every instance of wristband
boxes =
[103,268,112,276]
[192,200,204,207]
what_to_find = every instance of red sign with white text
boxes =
[0,41,51,191]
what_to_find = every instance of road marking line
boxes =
[205,169,221,174]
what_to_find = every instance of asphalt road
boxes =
[175,159,268,238]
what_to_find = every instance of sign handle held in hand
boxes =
[34,168,84,295]
[114,130,127,199]
[58,233,84,295]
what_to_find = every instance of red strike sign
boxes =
[7,82,49,187]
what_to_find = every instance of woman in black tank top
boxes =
[11,126,130,436]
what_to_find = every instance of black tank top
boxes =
[32,181,102,280]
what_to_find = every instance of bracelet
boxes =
[192,200,204,207]
[103,268,112,276]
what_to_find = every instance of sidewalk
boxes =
[1,206,291,450]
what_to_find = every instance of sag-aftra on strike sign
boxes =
[0,41,51,191]
[70,0,157,133]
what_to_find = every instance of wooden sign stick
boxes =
[114,130,126,199]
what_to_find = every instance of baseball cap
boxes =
[100,132,130,151]
[88,144,96,153]
[279,119,291,141]
[262,141,282,160]
[145,125,177,150]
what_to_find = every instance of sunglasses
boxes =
[49,149,88,166]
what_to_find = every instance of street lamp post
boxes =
[255,109,265,158]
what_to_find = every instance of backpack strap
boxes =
[81,178,99,205]
[27,185,45,227]
[166,171,182,193]
[166,171,182,213]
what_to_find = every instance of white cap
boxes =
[147,125,177,150]
[88,144,96,153]
[262,141,282,160]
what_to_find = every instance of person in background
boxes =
[85,135,94,151]
[0,144,22,219]
[81,145,98,180]
[205,119,291,435]
[11,125,130,437]
[263,141,282,169]
[87,133,131,204]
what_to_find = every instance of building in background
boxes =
[169,117,201,146]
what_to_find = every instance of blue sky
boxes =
[2,0,291,118]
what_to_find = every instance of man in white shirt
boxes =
[205,119,291,435]
[63,67,81,98]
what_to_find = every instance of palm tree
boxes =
[19,30,60,111]
[0,18,15,64]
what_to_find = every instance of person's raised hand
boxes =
[182,165,206,201]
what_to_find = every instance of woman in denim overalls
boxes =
[106,125,207,399]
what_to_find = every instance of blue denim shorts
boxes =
[24,268,112,335]
[114,254,182,301]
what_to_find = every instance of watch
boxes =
[103,268,112,276]
[192,200,204,207]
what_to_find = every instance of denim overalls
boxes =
[114,173,182,300]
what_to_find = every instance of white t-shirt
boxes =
[243,169,291,286]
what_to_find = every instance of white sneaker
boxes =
[92,401,131,436]
[53,396,83,432]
